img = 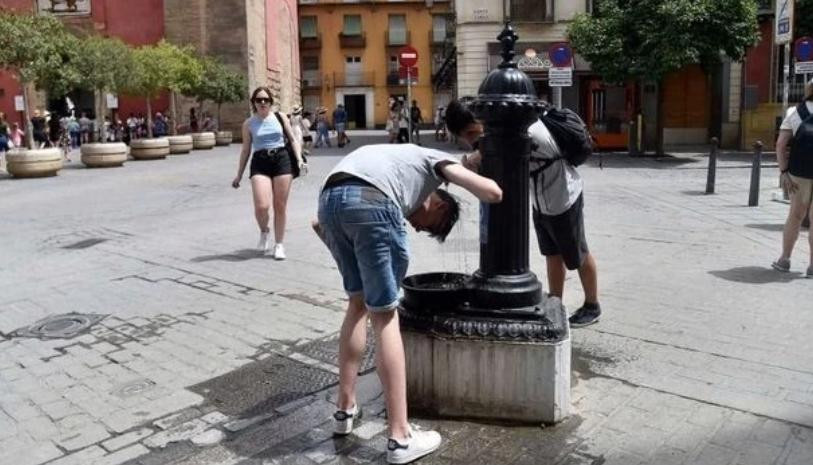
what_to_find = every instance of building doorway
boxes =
[344,94,366,129]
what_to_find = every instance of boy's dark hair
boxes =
[430,189,461,243]
[445,99,477,136]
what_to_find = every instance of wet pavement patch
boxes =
[112,379,157,398]
[190,354,338,418]
[62,238,109,249]
[12,313,107,339]
[295,331,376,373]
[572,346,616,383]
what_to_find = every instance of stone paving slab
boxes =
[1,141,812,464]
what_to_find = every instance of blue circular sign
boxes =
[549,43,573,68]
[796,37,813,62]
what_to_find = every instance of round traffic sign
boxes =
[549,43,573,68]
[398,46,419,68]
[796,37,813,62]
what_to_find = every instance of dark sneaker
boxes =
[772,258,791,272]
[569,303,601,328]
[333,404,361,436]
[806,265,813,279]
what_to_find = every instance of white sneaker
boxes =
[273,243,286,260]
[257,231,270,253]
[332,404,361,436]
[387,427,442,464]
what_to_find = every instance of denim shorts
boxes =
[318,183,409,312]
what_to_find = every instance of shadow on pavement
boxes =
[681,190,710,196]
[190,249,268,262]
[745,223,786,232]
[709,266,802,284]
[588,153,699,170]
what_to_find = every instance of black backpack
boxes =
[790,102,813,178]
[540,108,593,167]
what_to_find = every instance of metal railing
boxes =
[299,34,321,49]
[333,71,375,87]
[339,32,366,48]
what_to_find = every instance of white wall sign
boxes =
[549,67,572,87]
[776,0,794,45]
[14,95,25,112]
[796,62,813,74]
[473,8,489,21]
[106,94,118,109]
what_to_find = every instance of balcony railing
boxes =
[387,72,404,86]
[386,30,410,47]
[429,29,447,47]
[334,71,375,87]
[339,32,366,48]
[302,74,322,89]
[299,34,321,49]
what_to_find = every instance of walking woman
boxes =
[232,87,305,260]
[773,78,813,277]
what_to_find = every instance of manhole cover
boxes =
[112,379,156,398]
[296,332,376,373]
[62,238,108,250]
[12,313,107,339]
[190,355,338,417]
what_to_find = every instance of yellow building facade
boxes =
[299,0,455,129]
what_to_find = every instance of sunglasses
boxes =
[253,98,271,104]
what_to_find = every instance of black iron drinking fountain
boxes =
[398,23,570,423]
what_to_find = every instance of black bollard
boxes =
[706,137,719,194]
[748,140,763,207]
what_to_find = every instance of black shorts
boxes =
[532,194,589,270]
[249,148,292,179]
[303,135,313,143]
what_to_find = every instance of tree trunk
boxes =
[629,79,643,156]
[656,79,665,156]
[170,91,178,136]
[96,90,108,142]
[217,102,222,131]
[146,99,154,138]
[22,82,34,149]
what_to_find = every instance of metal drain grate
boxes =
[12,313,107,339]
[295,331,376,373]
[62,238,109,250]
[190,354,338,418]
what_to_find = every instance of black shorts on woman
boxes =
[249,147,292,178]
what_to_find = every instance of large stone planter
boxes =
[191,132,216,150]
[167,135,193,154]
[215,131,233,146]
[130,138,170,160]
[80,142,128,168]
[6,148,63,178]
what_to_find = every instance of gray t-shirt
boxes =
[324,144,458,216]
[529,120,583,216]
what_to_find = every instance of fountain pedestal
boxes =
[399,23,570,423]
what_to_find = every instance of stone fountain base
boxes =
[399,274,571,424]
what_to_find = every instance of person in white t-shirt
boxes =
[445,99,602,327]
[773,79,813,277]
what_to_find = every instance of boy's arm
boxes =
[440,163,502,203]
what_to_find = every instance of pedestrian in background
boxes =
[773,78,813,278]
[79,112,92,144]
[446,99,603,327]
[201,113,216,132]
[32,109,48,148]
[153,113,168,137]
[300,111,313,154]
[0,112,9,156]
[398,102,409,143]
[67,117,80,149]
[333,103,350,147]
[10,122,24,149]
[289,105,305,153]
[410,100,423,144]
[232,87,305,260]
[434,106,447,142]
[314,107,331,148]
[387,101,400,144]
[47,111,62,148]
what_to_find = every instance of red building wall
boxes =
[744,20,774,105]
[0,0,37,126]
[0,0,167,126]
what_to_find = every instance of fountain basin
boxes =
[401,272,469,312]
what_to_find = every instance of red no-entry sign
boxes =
[398,46,419,67]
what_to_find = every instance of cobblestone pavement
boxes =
[1,135,812,465]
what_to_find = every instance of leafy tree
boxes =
[156,41,203,135]
[123,43,172,138]
[568,0,759,154]
[70,36,134,142]
[192,57,247,130]
[797,0,813,39]
[0,12,77,148]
